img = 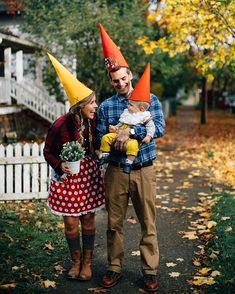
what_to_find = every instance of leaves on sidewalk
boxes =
[127,216,137,225]
[131,250,140,256]
[169,272,181,278]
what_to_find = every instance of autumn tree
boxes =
[138,0,235,123]
[21,0,156,100]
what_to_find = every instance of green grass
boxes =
[207,192,235,293]
[0,200,67,294]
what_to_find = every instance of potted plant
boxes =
[60,141,85,174]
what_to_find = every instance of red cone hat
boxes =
[98,23,129,71]
[129,63,150,103]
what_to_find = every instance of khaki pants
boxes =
[104,164,159,275]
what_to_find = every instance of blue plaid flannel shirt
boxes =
[96,93,165,165]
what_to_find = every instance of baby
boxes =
[99,98,155,173]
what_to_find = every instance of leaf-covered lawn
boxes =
[0,201,66,293]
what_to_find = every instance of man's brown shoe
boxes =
[143,275,159,292]
[101,270,122,288]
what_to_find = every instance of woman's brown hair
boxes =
[69,92,95,154]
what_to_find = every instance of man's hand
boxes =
[113,128,130,152]
[142,135,152,144]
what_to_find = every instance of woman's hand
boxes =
[61,162,71,174]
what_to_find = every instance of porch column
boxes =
[3,47,11,104]
[16,50,23,82]
[35,56,43,85]
[4,47,11,78]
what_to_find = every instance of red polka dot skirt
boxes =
[48,156,105,216]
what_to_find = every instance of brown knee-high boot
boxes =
[67,250,81,279]
[79,250,93,281]
[66,236,81,279]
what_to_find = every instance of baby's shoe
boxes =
[98,154,109,166]
[123,163,132,174]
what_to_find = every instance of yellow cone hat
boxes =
[47,53,93,107]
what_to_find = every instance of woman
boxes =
[44,53,105,281]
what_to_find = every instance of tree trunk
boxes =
[201,77,207,124]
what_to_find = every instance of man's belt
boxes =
[109,160,153,170]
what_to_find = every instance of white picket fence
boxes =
[0,142,50,201]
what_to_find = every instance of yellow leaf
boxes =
[200,212,211,219]
[193,276,215,285]
[57,222,64,229]
[207,221,217,229]
[181,231,198,240]
[198,267,211,275]
[183,181,190,187]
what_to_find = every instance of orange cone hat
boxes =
[47,53,93,107]
[129,63,150,103]
[98,23,129,71]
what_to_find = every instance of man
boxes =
[96,24,165,292]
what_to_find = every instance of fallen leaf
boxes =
[220,216,230,221]
[211,270,221,277]
[192,276,215,285]
[166,262,177,267]
[180,231,198,240]
[41,280,56,288]
[209,252,218,260]
[183,181,190,188]
[225,226,232,232]
[176,258,184,262]
[131,250,140,256]
[54,264,65,274]
[127,216,137,225]
[169,272,180,277]
[35,221,42,227]
[198,192,209,196]
[43,242,54,250]
[193,259,201,267]
[0,283,17,290]
[57,222,64,229]
[206,221,217,229]
[198,267,211,275]
[200,212,211,219]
